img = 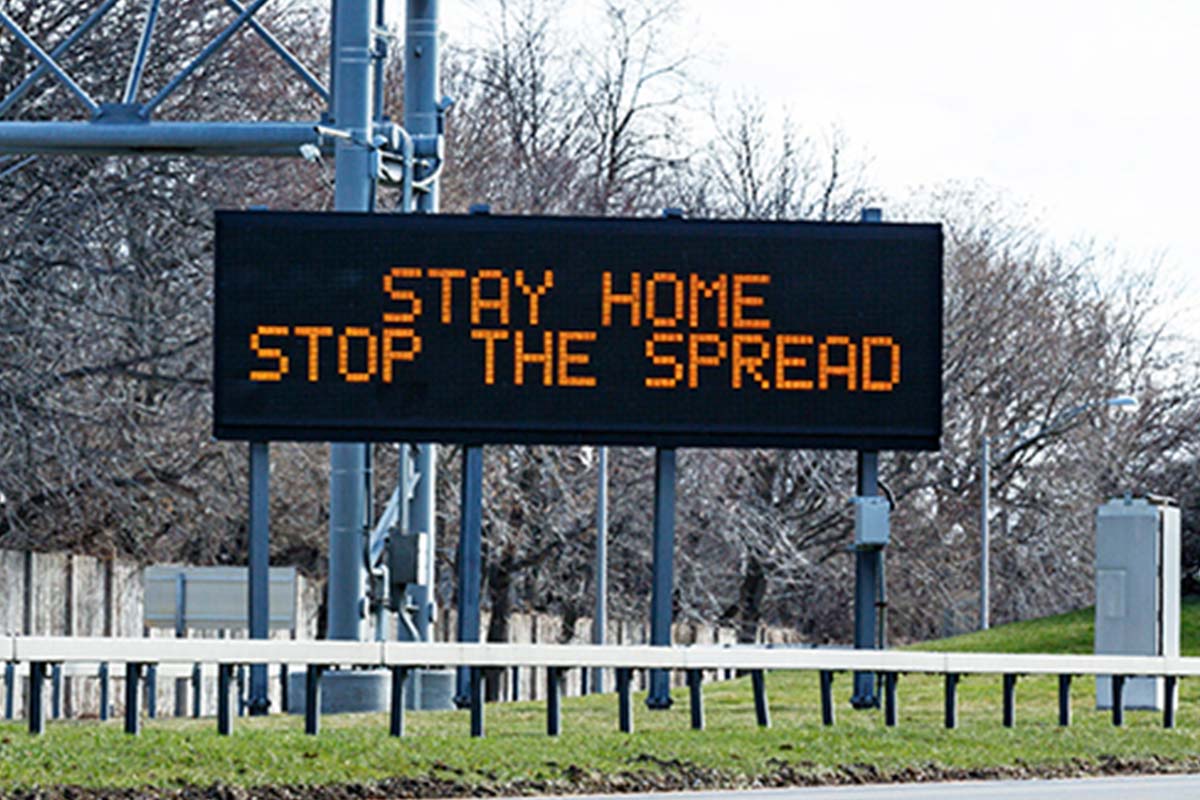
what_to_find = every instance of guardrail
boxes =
[5,637,1195,737]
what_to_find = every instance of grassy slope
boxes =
[3,601,1200,791]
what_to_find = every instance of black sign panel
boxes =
[214,211,942,449]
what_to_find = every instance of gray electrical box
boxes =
[853,496,890,547]
[1094,496,1180,710]
[388,531,429,594]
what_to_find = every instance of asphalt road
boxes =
[511,775,1200,800]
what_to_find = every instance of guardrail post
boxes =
[1111,675,1125,727]
[390,667,408,737]
[236,665,246,717]
[819,671,835,726]
[883,672,898,727]
[511,666,519,701]
[98,662,110,721]
[687,669,704,731]
[192,664,202,717]
[617,668,633,733]
[752,670,770,728]
[1057,674,1071,727]
[28,662,47,735]
[305,664,324,735]
[50,663,62,720]
[124,662,142,735]
[5,662,13,720]
[280,664,290,713]
[217,664,233,735]
[944,673,959,729]
[547,667,563,736]
[469,666,484,738]
[1002,674,1017,728]
[146,664,157,719]
[1164,676,1178,729]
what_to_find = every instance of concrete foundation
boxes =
[287,667,455,715]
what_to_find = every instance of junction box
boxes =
[1094,496,1180,710]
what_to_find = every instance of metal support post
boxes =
[944,673,959,729]
[28,662,46,735]
[1002,674,1017,728]
[279,664,289,713]
[217,664,233,735]
[1111,675,1125,727]
[883,673,898,727]
[469,667,484,737]
[455,445,484,707]
[647,447,676,709]
[980,436,991,630]
[1058,674,1072,727]
[752,670,770,728]
[235,665,245,716]
[305,665,324,735]
[390,667,408,736]
[50,664,61,719]
[146,664,157,718]
[325,0,378,648]
[687,670,704,730]
[192,664,203,717]
[98,662,110,721]
[617,668,633,733]
[547,667,563,736]
[593,446,608,693]
[124,663,142,735]
[852,450,880,708]
[248,441,271,715]
[4,662,12,720]
[819,671,835,726]
[404,0,444,638]
[1164,675,1178,729]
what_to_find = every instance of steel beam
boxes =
[0,121,325,156]
[454,445,484,706]
[646,447,676,709]
[247,441,270,714]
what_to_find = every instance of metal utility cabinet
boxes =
[1094,496,1180,710]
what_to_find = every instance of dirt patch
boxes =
[6,755,1200,799]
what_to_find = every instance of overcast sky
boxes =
[438,0,1199,338]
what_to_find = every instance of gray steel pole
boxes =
[592,446,608,692]
[851,450,880,709]
[247,441,270,713]
[325,0,377,642]
[646,447,676,709]
[980,435,990,630]
[404,0,441,640]
[454,445,484,706]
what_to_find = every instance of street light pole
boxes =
[978,395,1137,631]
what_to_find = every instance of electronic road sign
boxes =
[214,211,942,449]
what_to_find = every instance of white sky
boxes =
[437,0,1200,339]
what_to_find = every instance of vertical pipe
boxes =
[50,664,61,720]
[980,436,990,631]
[326,0,377,644]
[454,446,484,706]
[217,664,233,736]
[752,670,770,728]
[469,667,484,737]
[390,667,408,736]
[99,662,110,721]
[547,667,562,736]
[852,451,879,709]
[1002,674,1017,728]
[647,448,676,709]
[1058,674,1072,727]
[28,663,46,735]
[687,670,704,730]
[192,664,203,718]
[280,664,289,713]
[593,446,608,694]
[617,668,633,733]
[305,665,323,735]
[405,0,442,638]
[236,666,245,717]
[819,671,835,726]
[1164,675,1178,729]
[248,441,271,714]
[4,662,12,720]
[883,672,898,727]
[146,664,157,719]
[944,673,959,729]
[124,663,141,735]
[1112,675,1125,727]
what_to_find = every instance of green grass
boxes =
[4,602,1200,792]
